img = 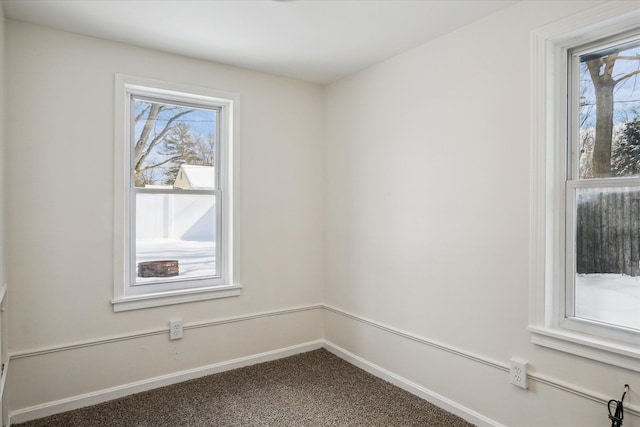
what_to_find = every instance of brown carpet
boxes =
[15,348,476,427]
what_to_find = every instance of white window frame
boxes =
[113,74,241,312]
[530,2,640,372]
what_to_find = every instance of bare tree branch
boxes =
[135,104,151,123]
[137,155,184,175]
[615,55,640,61]
[135,108,194,174]
[614,68,640,84]
[135,104,162,161]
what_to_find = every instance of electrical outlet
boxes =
[169,319,183,340]
[510,358,528,389]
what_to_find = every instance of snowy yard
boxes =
[135,239,216,284]
[576,274,640,330]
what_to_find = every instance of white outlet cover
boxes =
[169,320,183,340]
[509,358,528,389]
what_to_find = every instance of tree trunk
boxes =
[586,54,618,178]
[592,81,615,177]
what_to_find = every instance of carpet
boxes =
[14,348,476,426]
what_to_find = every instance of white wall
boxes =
[324,1,638,426]
[0,0,4,295]
[4,19,325,414]
[0,1,5,292]
[4,2,640,426]
[0,3,6,425]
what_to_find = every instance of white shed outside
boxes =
[173,165,215,190]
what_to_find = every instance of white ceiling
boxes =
[2,0,517,84]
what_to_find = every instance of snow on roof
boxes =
[174,165,215,190]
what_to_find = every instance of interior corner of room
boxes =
[0,1,638,426]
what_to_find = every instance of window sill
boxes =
[529,326,639,372]
[112,284,242,312]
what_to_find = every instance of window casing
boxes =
[113,75,241,311]
[530,3,640,371]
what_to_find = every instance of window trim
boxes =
[113,74,242,312]
[529,2,640,371]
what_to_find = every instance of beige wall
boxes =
[324,1,638,426]
[0,5,5,424]
[4,19,325,412]
[0,1,5,296]
[3,1,640,426]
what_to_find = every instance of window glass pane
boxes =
[132,98,218,188]
[574,186,640,330]
[135,192,217,285]
[578,41,640,179]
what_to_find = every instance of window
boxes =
[530,3,640,371]
[113,75,241,311]
[566,36,640,340]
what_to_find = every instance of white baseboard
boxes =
[323,341,507,427]
[11,305,633,426]
[9,339,503,427]
[8,340,324,425]
[324,305,640,420]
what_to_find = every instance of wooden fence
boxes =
[576,187,640,277]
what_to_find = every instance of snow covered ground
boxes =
[135,239,216,284]
[575,274,640,330]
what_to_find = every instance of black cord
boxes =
[608,385,628,427]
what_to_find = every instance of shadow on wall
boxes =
[182,205,215,241]
[136,193,215,242]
